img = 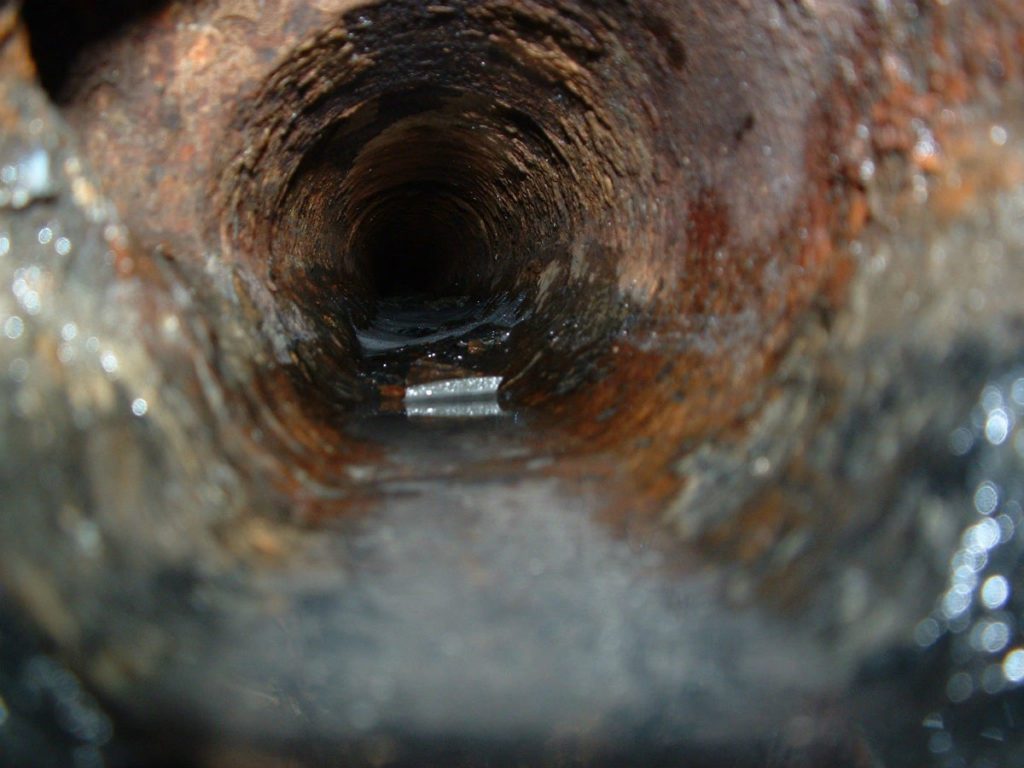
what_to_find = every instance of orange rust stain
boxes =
[184,29,221,73]
[378,384,405,400]
[846,191,869,235]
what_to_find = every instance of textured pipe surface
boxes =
[1,1,1024,766]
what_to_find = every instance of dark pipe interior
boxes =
[29,0,862,472]
[7,1,940,766]
[21,0,167,97]
[243,59,616,400]
[338,100,503,305]
[328,99,536,372]
[358,186,483,299]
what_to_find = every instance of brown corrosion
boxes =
[3,0,1024,765]
[43,0,875,519]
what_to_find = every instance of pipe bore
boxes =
[4,0,1024,766]
[60,0,862,454]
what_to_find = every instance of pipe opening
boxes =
[237,50,618,410]
[358,193,482,300]
[328,94,546,383]
[9,0,971,765]
[48,0,865,479]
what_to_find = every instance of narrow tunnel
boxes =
[2,0,1024,767]
[193,0,850,434]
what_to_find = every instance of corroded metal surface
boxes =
[1,1,1024,766]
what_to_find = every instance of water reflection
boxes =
[916,367,1024,765]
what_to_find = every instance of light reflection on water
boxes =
[916,368,1024,764]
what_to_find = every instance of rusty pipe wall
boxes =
[1,0,1024,766]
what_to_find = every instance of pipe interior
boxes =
[275,86,594,390]
[45,0,861,506]
[227,6,643,409]
[4,0,910,763]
